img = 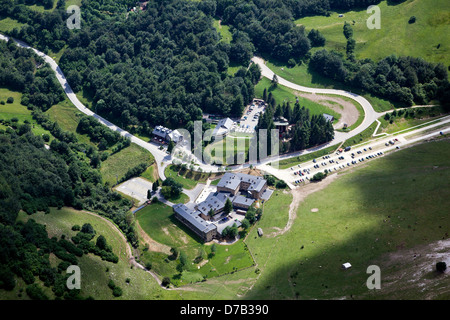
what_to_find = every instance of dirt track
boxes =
[294,91,360,129]
[266,173,340,238]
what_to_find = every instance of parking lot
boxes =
[115,177,153,205]
[234,100,266,134]
[287,138,404,186]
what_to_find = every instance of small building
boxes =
[323,113,334,122]
[212,118,234,138]
[274,116,290,134]
[257,228,263,237]
[342,262,352,270]
[152,125,184,144]
[232,195,255,210]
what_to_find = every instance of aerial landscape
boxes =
[0,0,449,309]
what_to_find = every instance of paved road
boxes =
[2,33,447,187]
[251,56,384,147]
[0,33,170,179]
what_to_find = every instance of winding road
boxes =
[0,33,417,183]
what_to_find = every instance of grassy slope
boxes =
[295,0,450,65]
[11,208,174,300]
[244,139,450,299]
[101,143,155,186]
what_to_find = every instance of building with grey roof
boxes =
[232,195,255,210]
[152,125,184,143]
[217,172,268,199]
[323,113,334,122]
[173,203,217,242]
[212,118,234,138]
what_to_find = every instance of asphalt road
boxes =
[2,33,448,188]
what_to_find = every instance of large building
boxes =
[173,203,218,242]
[217,172,268,200]
[173,172,268,242]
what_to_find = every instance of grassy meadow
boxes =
[244,138,450,299]
[296,0,449,65]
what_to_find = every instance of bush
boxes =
[275,180,287,189]
[311,172,326,182]
[71,225,81,231]
[112,286,123,297]
[436,261,447,273]
[408,16,416,24]
[6,97,14,104]
[161,277,171,287]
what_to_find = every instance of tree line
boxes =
[257,94,335,154]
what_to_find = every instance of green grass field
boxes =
[0,88,54,138]
[295,0,450,65]
[263,60,399,112]
[255,78,342,121]
[101,144,155,186]
[213,19,232,43]
[244,138,450,299]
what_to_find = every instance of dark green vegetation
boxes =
[310,48,449,107]
[57,0,260,131]
[256,93,334,153]
[0,40,64,111]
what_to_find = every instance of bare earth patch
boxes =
[136,221,171,255]
[293,91,360,129]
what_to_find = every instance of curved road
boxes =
[252,57,383,147]
[1,33,385,178]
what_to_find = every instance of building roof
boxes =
[153,126,184,142]
[248,179,267,193]
[173,203,217,234]
[196,192,229,215]
[217,172,241,191]
[232,195,255,207]
[323,114,334,122]
[217,172,266,194]
[212,118,234,136]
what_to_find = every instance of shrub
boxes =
[112,286,123,297]
[408,16,416,24]
[6,97,14,104]
[161,277,171,287]
[276,180,287,189]
[436,261,447,273]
